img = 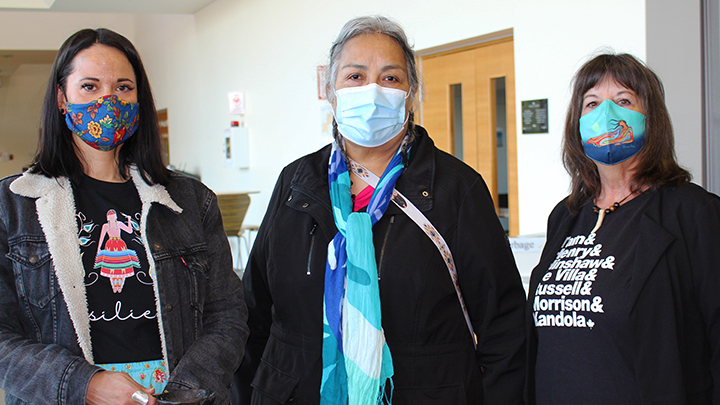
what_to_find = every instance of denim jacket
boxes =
[0,168,248,405]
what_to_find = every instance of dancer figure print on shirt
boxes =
[94,209,141,293]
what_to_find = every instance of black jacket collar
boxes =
[288,125,436,214]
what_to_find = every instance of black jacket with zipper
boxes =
[237,126,525,404]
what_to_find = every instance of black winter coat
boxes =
[526,183,720,404]
[238,127,525,404]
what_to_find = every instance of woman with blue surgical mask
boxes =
[0,28,247,405]
[235,15,526,405]
[526,53,720,404]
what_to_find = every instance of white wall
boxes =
[0,64,51,177]
[133,0,647,235]
[0,11,136,49]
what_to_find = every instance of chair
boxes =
[216,193,251,275]
[238,224,260,272]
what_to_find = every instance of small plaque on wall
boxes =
[522,99,548,134]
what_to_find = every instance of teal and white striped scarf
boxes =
[320,139,406,405]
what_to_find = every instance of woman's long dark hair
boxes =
[563,53,691,212]
[30,28,169,185]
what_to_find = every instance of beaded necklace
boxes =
[590,192,634,234]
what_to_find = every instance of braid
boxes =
[331,109,416,169]
[331,119,353,172]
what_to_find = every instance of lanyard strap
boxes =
[349,159,477,349]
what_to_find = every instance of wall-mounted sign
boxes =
[522,99,548,134]
[317,66,328,100]
[228,91,245,115]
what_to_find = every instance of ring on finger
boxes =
[131,390,149,405]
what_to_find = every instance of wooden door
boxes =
[157,109,169,166]
[419,37,519,236]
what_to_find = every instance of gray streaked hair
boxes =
[325,15,419,105]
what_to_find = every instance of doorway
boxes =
[157,108,169,166]
[418,31,519,236]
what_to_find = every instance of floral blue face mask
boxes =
[64,95,139,151]
[579,99,646,165]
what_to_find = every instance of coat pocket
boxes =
[251,358,300,404]
[250,326,317,404]
[7,239,57,308]
[154,248,210,313]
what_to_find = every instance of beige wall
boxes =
[0,64,51,178]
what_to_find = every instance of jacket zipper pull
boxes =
[378,215,395,281]
[180,256,188,267]
[307,223,317,275]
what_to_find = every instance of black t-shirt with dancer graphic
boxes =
[532,193,651,404]
[74,175,162,364]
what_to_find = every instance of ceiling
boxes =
[0,0,217,14]
[0,50,56,77]
[0,0,218,79]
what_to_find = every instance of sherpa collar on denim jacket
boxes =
[9,166,182,364]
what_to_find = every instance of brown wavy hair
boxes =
[563,53,691,212]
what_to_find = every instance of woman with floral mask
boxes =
[235,15,525,405]
[0,29,248,405]
[526,53,720,404]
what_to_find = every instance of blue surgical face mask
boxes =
[334,83,408,148]
[579,99,646,165]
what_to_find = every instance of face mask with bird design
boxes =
[580,99,646,165]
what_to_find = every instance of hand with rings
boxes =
[86,371,156,405]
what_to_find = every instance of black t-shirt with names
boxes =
[74,175,162,364]
[533,193,651,405]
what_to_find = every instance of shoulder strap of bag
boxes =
[349,159,477,349]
